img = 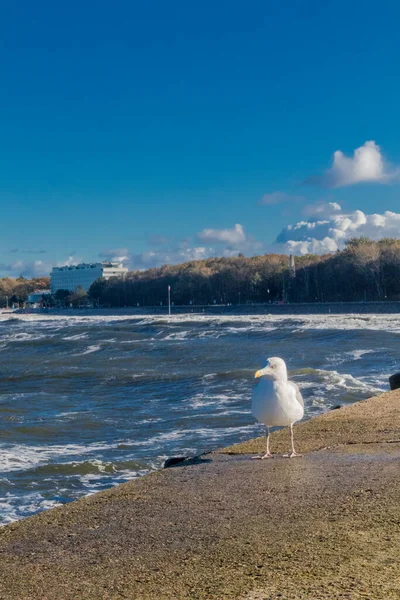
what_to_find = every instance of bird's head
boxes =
[254,357,288,381]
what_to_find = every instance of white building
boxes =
[50,262,128,293]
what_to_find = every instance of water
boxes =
[0,313,398,525]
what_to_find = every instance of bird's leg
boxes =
[252,426,273,459]
[283,423,302,458]
[262,426,273,459]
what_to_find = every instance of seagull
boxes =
[251,357,304,459]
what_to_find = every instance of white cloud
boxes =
[259,191,304,205]
[0,260,51,278]
[308,141,400,188]
[275,203,400,255]
[0,255,84,278]
[197,223,246,245]
[130,245,215,270]
[99,248,129,263]
[129,229,265,269]
[57,256,82,267]
[301,201,342,218]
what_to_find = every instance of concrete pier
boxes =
[1,390,400,599]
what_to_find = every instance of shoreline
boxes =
[1,389,400,599]
[5,299,400,317]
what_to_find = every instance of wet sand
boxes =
[1,389,400,599]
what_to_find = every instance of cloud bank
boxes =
[0,260,50,279]
[197,223,246,245]
[275,203,400,255]
[0,255,83,278]
[301,201,341,218]
[307,141,399,188]
[99,248,130,263]
[4,199,400,277]
[130,245,214,270]
[124,223,263,270]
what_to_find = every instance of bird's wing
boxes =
[288,380,304,408]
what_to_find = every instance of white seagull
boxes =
[252,357,304,459]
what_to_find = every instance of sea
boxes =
[0,312,397,525]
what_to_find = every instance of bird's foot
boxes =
[251,453,274,460]
[282,451,303,459]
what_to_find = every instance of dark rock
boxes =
[332,404,342,410]
[163,456,189,468]
[389,373,400,391]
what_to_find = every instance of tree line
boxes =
[0,276,50,308]
[87,238,400,307]
[2,238,400,308]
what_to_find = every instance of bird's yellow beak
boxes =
[254,369,262,379]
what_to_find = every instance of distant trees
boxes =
[85,239,400,307]
[0,277,91,308]
[286,238,400,303]
[54,289,71,306]
[67,286,88,307]
[0,276,50,307]
[3,239,400,309]
[54,287,89,307]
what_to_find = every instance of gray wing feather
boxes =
[288,381,304,408]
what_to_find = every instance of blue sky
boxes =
[1,1,400,276]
